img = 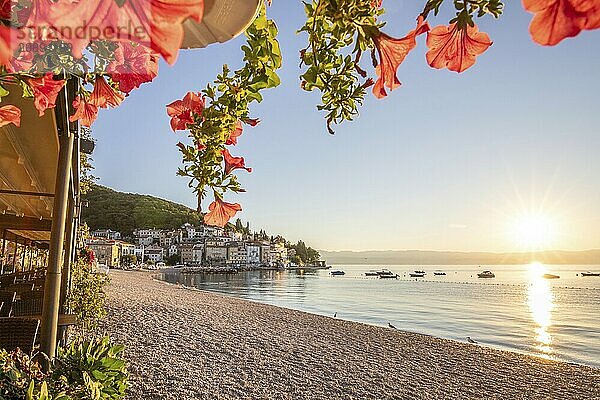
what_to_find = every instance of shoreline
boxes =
[100,270,599,399]
[156,276,598,368]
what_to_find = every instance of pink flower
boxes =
[107,42,159,94]
[523,0,600,46]
[372,17,430,99]
[204,197,242,228]
[26,73,66,116]
[166,91,204,131]
[225,120,243,145]
[89,75,124,108]
[0,104,20,128]
[70,95,98,127]
[222,149,252,175]
[426,23,492,73]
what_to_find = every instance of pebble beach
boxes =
[100,270,600,399]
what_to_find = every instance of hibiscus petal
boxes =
[225,120,244,145]
[26,73,66,116]
[0,104,21,128]
[89,76,124,108]
[204,197,242,227]
[524,0,585,45]
[426,23,492,73]
[372,16,430,99]
[70,95,98,127]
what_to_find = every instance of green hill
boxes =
[82,185,201,236]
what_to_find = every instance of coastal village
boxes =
[85,224,295,270]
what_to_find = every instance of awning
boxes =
[0,89,59,243]
[182,0,261,49]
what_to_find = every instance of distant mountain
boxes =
[82,185,200,236]
[320,249,600,265]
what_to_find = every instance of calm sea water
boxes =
[160,264,600,367]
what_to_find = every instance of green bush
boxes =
[67,255,110,335]
[52,337,128,400]
[0,348,47,399]
[0,337,128,400]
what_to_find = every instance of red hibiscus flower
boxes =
[166,91,204,131]
[0,104,21,128]
[222,149,252,175]
[89,76,124,108]
[24,0,204,64]
[372,16,430,99]
[225,120,243,145]
[523,0,600,46]
[70,95,98,127]
[0,25,15,70]
[107,42,159,94]
[26,73,66,116]
[426,22,492,73]
[204,196,242,228]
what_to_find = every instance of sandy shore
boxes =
[100,270,599,399]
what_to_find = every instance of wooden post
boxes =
[60,193,76,311]
[40,128,74,360]
[21,239,26,271]
[1,229,6,274]
[12,237,17,272]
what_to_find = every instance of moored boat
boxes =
[330,270,345,276]
[543,273,560,279]
[379,271,398,279]
[433,271,446,276]
[365,270,380,277]
[477,270,495,278]
[581,271,600,277]
[409,271,426,278]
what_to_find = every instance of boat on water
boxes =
[330,270,345,276]
[365,269,396,277]
[433,271,446,276]
[379,271,398,279]
[409,270,426,278]
[581,271,600,277]
[477,270,495,278]
[543,273,560,279]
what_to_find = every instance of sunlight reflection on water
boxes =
[527,263,555,360]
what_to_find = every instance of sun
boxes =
[511,214,556,250]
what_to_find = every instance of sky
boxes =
[91,1,600,252]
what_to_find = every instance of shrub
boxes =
[67,252,110,335]
[0,337,128,400]
[0,348,47,399]
[51,337,128,400]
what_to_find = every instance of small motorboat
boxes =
[409,271,426,278]
[581,271,600,277]
[379,271,398,279]
[477,270,495,278]
[543,273,560,279]
[365,270,380,277]
[433,271,446,276]
[330,270,345,276]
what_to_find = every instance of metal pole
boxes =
[40,129,74,360]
